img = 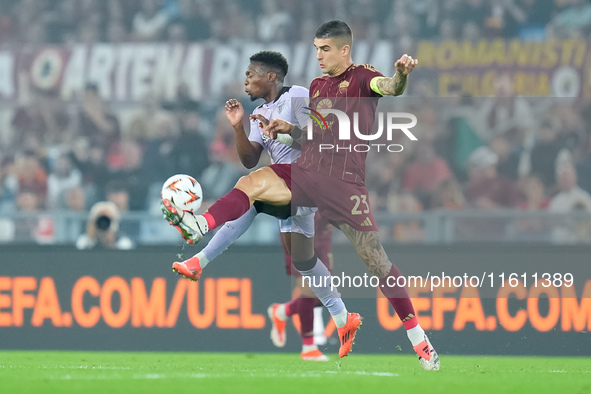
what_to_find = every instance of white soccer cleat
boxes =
[413,335,440,371]
[161,199,209,244]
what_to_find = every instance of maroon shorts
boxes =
[285,164,378,232]
[269,163,291,190]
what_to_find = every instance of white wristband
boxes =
[275,133,293,147]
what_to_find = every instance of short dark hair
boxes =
[249,51,289,81]
[315,20,353,47]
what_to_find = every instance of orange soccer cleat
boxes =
[172,256,202,282]
[413,335,440,371]
[267,304,287,347]
[337,312,362,358]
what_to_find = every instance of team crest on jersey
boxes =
[313,90,320,98]
[316,98,333,118]
[339,80,350,94]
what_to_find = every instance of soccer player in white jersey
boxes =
[166,51,330,361]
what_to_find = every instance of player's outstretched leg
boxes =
[339,223,440,370]
[165,168,291,244]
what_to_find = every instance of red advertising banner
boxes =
[0,39,589,104]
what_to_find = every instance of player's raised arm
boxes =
[225,98,264,169]
[374,54,418,96]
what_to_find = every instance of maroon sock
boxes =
[297,297,317,344]
[205,188,250,230]
[379,264,419,330]
[285,298,300,317]
[285,297,317,345]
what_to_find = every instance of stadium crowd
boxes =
[1,0,591,44]
[1,0,591,244]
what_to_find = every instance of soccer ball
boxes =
[161,174,203,214]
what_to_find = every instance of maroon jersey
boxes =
[297,64,384,184]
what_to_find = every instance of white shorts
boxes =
[278,206,317,238]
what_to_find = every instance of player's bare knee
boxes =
[235,173,264,199]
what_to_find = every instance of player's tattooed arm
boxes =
[375,54,417,96]
[338,223,393,278]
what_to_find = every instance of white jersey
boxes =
[249,85,309,164]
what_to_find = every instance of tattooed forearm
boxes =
[377,73,408,96]
[338,223,393,278]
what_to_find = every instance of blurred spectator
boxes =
[127,94,178,145]
[549,162,591,243]
[14,152,48,206]
[13,185,44,242]
[211,1,253,43]
[367,152,405,212]
[107,141,146,211]
[474,74,534,144]
[76,201,134,250]
[392,193,425,242]
[548,162,591,212]
[484,0,527,38]
[490,136,521,181]
[402,143,452,207]
[64,186,86,212]
[257,0,294,42]
[56,186,87,242]
[519,175,549,210]
[465,146,524,208]
[0,155,17,214]
[200,140,242,201]
[132,0,169,41]
[74,83,121,155]
[528,119,563,189]
[461,21,482,42]
[106,180,131,213]
[11,89,72,149]
[47,153,82,210]
[431,178,466,210]
[170,112,210,178]
[68,137,110,204]
[168,0,211,41]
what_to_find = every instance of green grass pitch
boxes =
[0,351,589,394]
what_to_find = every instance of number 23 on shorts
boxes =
[350,194,369,215]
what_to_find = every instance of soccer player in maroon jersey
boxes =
[164,20,439,370]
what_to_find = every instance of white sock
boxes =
[201,206,257,263]
[332,309,349,328]
[407,324,426,347]
[298,259,347,325]
[275,303,288,321]
[302,344,318,353]
[195,251,210,269]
